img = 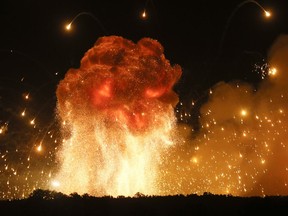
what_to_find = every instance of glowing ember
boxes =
[53,36,182,196]
[159,35,288,196]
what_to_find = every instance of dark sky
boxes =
[0,0,288,124]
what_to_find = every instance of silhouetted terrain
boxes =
[1,189,288,216]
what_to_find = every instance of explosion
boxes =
[1,34,288,200]
[54,36,182,196]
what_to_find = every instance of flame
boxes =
[54,36,182,196]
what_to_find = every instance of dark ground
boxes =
[1,189,288,216]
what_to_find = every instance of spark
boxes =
[217,0,271,58]
[268,67,277,76]
[21,109,26,117]
[241,109,248,117]
[265,11,271,18]
[141,0,150,19]
[0,123,8,135]
[65,11,107,34]
[141,10,147,19]
[36,144,42,152]
[65,23,71,30]
[30,119,35,125]
[140,0,154,20]
[24,93,29,100]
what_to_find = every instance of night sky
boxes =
[1,0,288,199]
[2,0,287,92]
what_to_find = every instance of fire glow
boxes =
[2,35,288,200]
[54,36,182,196]
[52,35,288,197]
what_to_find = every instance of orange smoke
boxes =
[56,36,181,133]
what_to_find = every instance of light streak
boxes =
[65,12,107,35]
[217,0,271,59]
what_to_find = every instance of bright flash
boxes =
[66,23,72,31]
[264,10,271,18]
[30,119,35,125]
[268,67,277,76]
[141,10,147,19]
[21,110,26,117]
[51,180,60,188]
[0,123,8,135]
[36,145,42,152]
[241,109,247,117]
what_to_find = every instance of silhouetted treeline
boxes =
[0,189,288,216]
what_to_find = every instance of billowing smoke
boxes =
[160,35,288,196]
[53,34,288,197]
[54,36,182,196]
